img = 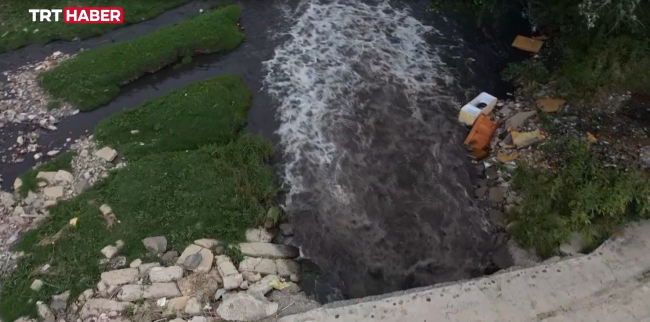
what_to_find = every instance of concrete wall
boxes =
[280,220,650,322]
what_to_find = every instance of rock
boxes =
[290,274,301,283]
[190,317,207,322]
[161,250,179,263]
[135,263,158,275]
[512,129,544,148]
[95,147,118,162]
[30,279,44,291]
[80,299,131,319]
[217,293,279,321]
[183,253,202,269]
[276,259,301,277]
[34,153,42,160]
[165,296,190,316]
[169,319,186,322]
[177,245,206,268]
[108,256,127,269]
[143,283,181,299]
[99,204,112,215]
[216,255,239,277]
[488,187,506,203]
[36,301,55,322]
[485,167,498,180]
[505,110,536,129]
[13,206,25,216]
[489,209,506,227]
[115,239,125,249]
[100,245,119,259]
[559,232,587,256]
[184,297,202,316]
[0,192,15,208]
[74,179,89,194]
[223,274,244,290]
[245,228,274,242]
[13,178,23,191]
[247,275,279,295]
[242,271,262,283]
[279,223,294,236]
[53,170,73,183]
[129,258,142,268]
[239,257,277,275]
[177,272,221,299]
[100,268,139,285]
[149,266,184,283]
[239,243,299,259]
[214,245,225,255]
[194,238,219,249]
[192,248,213,272]
[142,236,167,254]
[117,285,144,302]
[543,256,561,264]
[43,186,64,199]
[506,221,520,234]
[83,288,94,300]
[240,280,249,289]
[131,130,140,134]
[214,288,227,301]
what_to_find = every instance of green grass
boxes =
[39,5,244,111]
[509,138,650,258]
[18,151,75,198]
[0,0,192,53]
[0,75,277,321]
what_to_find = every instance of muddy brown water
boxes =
[0,0,528,303]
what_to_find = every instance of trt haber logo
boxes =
[29,8,123,24]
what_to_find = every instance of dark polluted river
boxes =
[0,0,521,303]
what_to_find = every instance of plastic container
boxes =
[464,114,498,152]
[458,92,498,126]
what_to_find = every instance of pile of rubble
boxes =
[17,228,319,322]
[0,51,78,165]
[0,138,120,277]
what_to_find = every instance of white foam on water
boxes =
[263,0,458,205]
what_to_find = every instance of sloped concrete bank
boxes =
[280,220,650,322]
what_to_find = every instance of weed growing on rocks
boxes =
[509,138,650,257]
[0,76,276,321]
[0,0,192,53]
[18,151,75,198]
[38,5,244,111]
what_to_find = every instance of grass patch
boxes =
[0,0,192,53]
[0,75,276,321]
[39,5,244,111]
[94,75,249,161]
[18,151,75,198]
[509,138,650,258]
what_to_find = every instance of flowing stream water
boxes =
[0,0,523,303]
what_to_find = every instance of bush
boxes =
[509,138,650,257]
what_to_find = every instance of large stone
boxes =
[142,235,167,254]
[165,296,190,316]
[30,279,43,291]
[43,186,64,199]
[149,266,184,283]
[50,291,70,313]
[138,262,160,274]
[36,301,55,322]
[279,223,294,236]
[99,204,113,215]
[239,257,277,276]
[13,177,23,191]
[96,147,118,162]
[143,283,181,299]
[176,246,213,272]
[80,299,131,319]
[242,271,262,283]
[488,187,506,203]
[223,274,244,290]
[505,110,536,129]
[245,228,273,242]
[217,293,279,321]
[74,179,90,194]
[101,268,139,285]
[177,271,221,298]
[0,192,16,208]
[100,245,119,259]
[117,285,144,302]
[239,243,299,259]
[276,259,301,277]
[216,255,239,277]
[54,170,74,183]
[194,238,219,249]
[183,253,202,269]
[247,274,279,295]
[36,171,57,183]
[185,297,202,316]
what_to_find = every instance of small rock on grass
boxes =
[217,293,279,321]
[101,245,119,259]
[194,238,218,249]
[99,204,112,215]
[95,146,118,162]
[36,301,55,322]
[245,228,273,242]
[142,236,167,254]
[30,279,44,291]
[129,258,142,268]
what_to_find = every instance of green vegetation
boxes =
[509,138,650,257]
[39,5,244,111]
[46,100,61,110]
[502,59,550,93]
[0,0,191,53]
[431,0,650,98]
[18,151,75,198]
[0,75,276,320]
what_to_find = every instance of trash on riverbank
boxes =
[536,98,565,113]
[464,114,498,155]
[458,92,498,126]
[512,35,544,53]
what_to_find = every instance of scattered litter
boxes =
[269,279,290,290]
[157,297,167,307]
[497,153,520,163]
[512,35,544,53]
[69,217,78,226]
[459,92,498,126]
[511,129,545,148]
[464,114,498,152]
[536,98,565,113]
[587,132,597,144]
